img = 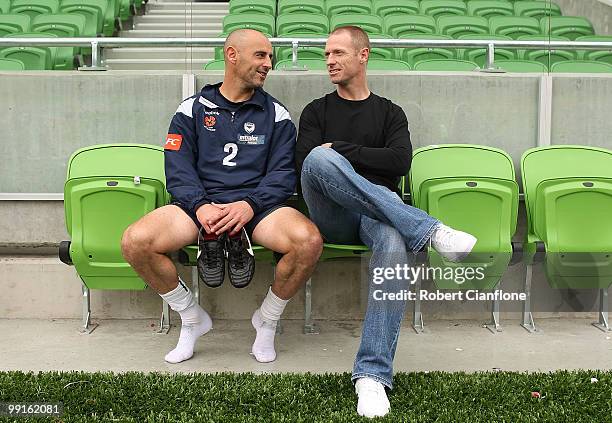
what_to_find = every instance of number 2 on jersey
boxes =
[223,143,238,167]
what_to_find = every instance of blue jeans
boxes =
[301,146,439,389]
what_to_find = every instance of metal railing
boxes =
[1,37,611,70]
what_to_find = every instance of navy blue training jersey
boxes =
[164,82,297,214]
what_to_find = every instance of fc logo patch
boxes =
[204,116,216,127]
[164,134,182,151]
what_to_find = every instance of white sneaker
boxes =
[430,224,477,262]
[355,377,390,418]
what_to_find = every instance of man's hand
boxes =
[321,142,333,148]
[209,201,255,236]
[196,203,229,234]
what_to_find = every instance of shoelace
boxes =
[201,238,222,268]
[359,381,386,399]
[228,237,246,268]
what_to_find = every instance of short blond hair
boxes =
[330,26,370,52]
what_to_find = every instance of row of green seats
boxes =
[229,0,562,20]
[0,0,146,37]
[203,57,612,73]
[59,143,612,332]
[224,14,596,40]
[0,31,80,69]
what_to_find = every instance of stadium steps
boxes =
[103,0,227,70]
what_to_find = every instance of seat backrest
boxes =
[514,1,562,19]
[223,13,276,36]
[367,58,411,70]
[330,14,383,35]
[0,0,10,13]
[489,16,541,39]
[0,14,32,36]
[276,13,329,35]
[467,1,514,18]
[10,0,60,18]
[414,59,478,71]
[278,0,326,15]
[522,146,612,239]
[575,35,612,65]
[420,0,467,18]
[0,58,25,70]
[274,58,327,70]
[517,35,575,65]
[400,34,455,64]
[551,60,612,73]
[326,0,372,16]
[373,0,419,18]
[229,0,276,15]
[204,59,225,70]
[1,32,57,70]
[275,32,327,60]
[60,0,108,34]
[384,14,436,37]
[540,16,594,40]
[495,59,548,73]
[32,13,87,37]
[437,15,490,38]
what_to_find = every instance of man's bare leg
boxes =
[250,207,323,362]
[121,205,211,363]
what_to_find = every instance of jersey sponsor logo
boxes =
[237,134,265,145]
[164,134,182,150]
[205,110,219,116]
[203,115,217,132]
[244,122,255,134]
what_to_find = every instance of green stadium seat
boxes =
[467,1,514,19]
[367,58,411,70]
[0,0,10,14]
[400,34,455,65]
[204,59,225,70]
[31,14,86,70]
[410,145,519,290]
[575,36,612,65]
[514,1,562,20]
[229,0,276,16]
[368,34,396,59]
[330,14,384,35]
[414,59,478,71]
[489,16,541,39]
[540,16,595,41]
[517,35,574,67]
[274,57,327,70]
[520,146,612,332]
[437,16,490,38]
[60,0,107,37]
[103,0,121,37]
[278,0,325,15]
[457,34,515,68]
[223,13,275,36]
[61,144,170,332]
[384,15,437,37]
[276,13,329,35]
[0,14,32,37]
[551,60,612,73]
[10,0,60,19]
[372,0,419,18]
[420,0,467,19]
[0,58,25,70]
[326,0,372,16]
[495,59,548,72]
[0,32,57,70]
[410,145,519,331]
[275,33,326,61]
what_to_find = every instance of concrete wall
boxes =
[1,71,611,321]
[555,0,612,35]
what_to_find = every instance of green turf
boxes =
[0,371,611,422]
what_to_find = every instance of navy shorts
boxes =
[171,201,288,238]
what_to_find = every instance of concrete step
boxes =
[103,47,215,59]
[134,14,225,24]
[103,57,211,70]
[120,29,221,37]
[133,22,222,30]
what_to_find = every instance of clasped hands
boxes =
[196,201,254,236]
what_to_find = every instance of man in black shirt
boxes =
[296,26,477,418]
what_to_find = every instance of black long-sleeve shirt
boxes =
[295,91,412,194]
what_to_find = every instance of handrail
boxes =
[1,37,611,70]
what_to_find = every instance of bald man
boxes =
[122,29,322,364]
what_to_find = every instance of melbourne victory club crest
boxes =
[244,122,255,134]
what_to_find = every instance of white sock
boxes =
[160,278,212,364]
[251,287,289,363]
